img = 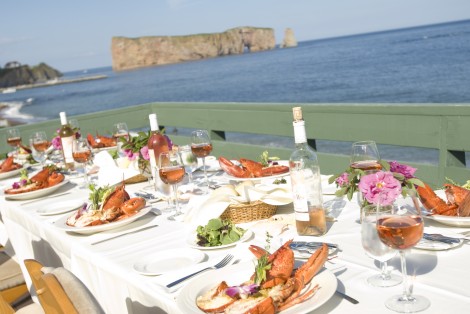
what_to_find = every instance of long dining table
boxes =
[1,162,470,314]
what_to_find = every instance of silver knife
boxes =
[91,224,158,245]
[290,241,338,249]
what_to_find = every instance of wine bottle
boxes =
[59,112,75,170]
[289,107,326,236]
[147,114,170,192]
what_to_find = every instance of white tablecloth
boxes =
[1,169,470,314]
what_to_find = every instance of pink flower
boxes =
[51,136,62,150]
[358,171,402,205]
[124,149,137,161]
[389,161,416,179]
[140,146,150,160]
[336,173,349,187]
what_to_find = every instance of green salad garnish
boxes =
[88,183,114,211]
[254,232,273,285]
[196,218,246,247]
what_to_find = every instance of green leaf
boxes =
[408,178,424,187]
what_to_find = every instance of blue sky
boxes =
[2,0,470,72]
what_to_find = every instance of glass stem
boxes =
[399,250,413,301]
[202,157,208,186]
[380,260,391,280]
[172,184,180,214]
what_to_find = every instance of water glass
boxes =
[191,130,212,193]
[113,122,129,141]
[361,204,401,287]
[179,145,198,190]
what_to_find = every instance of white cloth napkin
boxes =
[183,181,293,226]
[93,151,140,187]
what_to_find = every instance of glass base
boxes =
[167,212,184,221]
[367,273,402,287]
[385,294,430,313]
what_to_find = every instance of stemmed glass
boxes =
[29,131,49,167]
[6,128,22,156]
[376,194,430,313]
[191,130,212,193]
[179,145,198,191]
[114,122,129,155]
[158,150,186,221]
[350,140,381,171]
[72,137,93,188]
[361,204,401,287]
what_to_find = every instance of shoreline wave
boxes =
[0,100,47,127]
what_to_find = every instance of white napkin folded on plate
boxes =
[93,151,140,187]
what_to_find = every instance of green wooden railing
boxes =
[1,102,469,187]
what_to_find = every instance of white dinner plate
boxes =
[4,180,69,201]
[53,205,152,234]
[0,166,23,180]
[36,199,85,216]
[176,262,337,314]
[133,248,205,276]
[424,214,470,227]
[415,237,463,251]
[186,229,253,250]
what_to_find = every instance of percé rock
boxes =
[280,28,297,48]
[111,27,275,71]
[0,62,62,88]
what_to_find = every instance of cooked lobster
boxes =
[66,182,146,227]
[417,183,470,216]
[86,133,117,149]
[196,240,328,313]
[219,157,289,178]
[0,156,22,173]
[4,167,64,194]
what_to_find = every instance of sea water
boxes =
[1,20,470,164]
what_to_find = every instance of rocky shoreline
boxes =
[0,74,107,93]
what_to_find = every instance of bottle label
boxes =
[148,148,157,175]
[61,135,74,163]
[291,167,323,217]
[293,121,307,144]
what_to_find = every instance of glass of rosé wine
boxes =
[72,137,93,188]
[376,193,430,313]
[29,131,50,167]
[350,140,381,172]
[159,150,186,221]
[191,130,213,193]
[6,128,22,156]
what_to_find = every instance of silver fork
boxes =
[166,254,234,288]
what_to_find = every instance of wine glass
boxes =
[158,150,186,221]
[350,140,381,171]
[6,128,22,156]
[114,122,129,155]
[361,204,401,287]
[72,137,93,188]
[376,193,430,313]
[179,145,198,191]
[29,131,49,167]
[113,122,129,141]
[191,130,213,193]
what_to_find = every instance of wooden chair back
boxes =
[23,259,77,314]
[0,293,15,314]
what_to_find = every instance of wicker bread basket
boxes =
[123,173,148,184]
[220,200,277,223]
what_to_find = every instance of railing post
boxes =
[210,130,226,141]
